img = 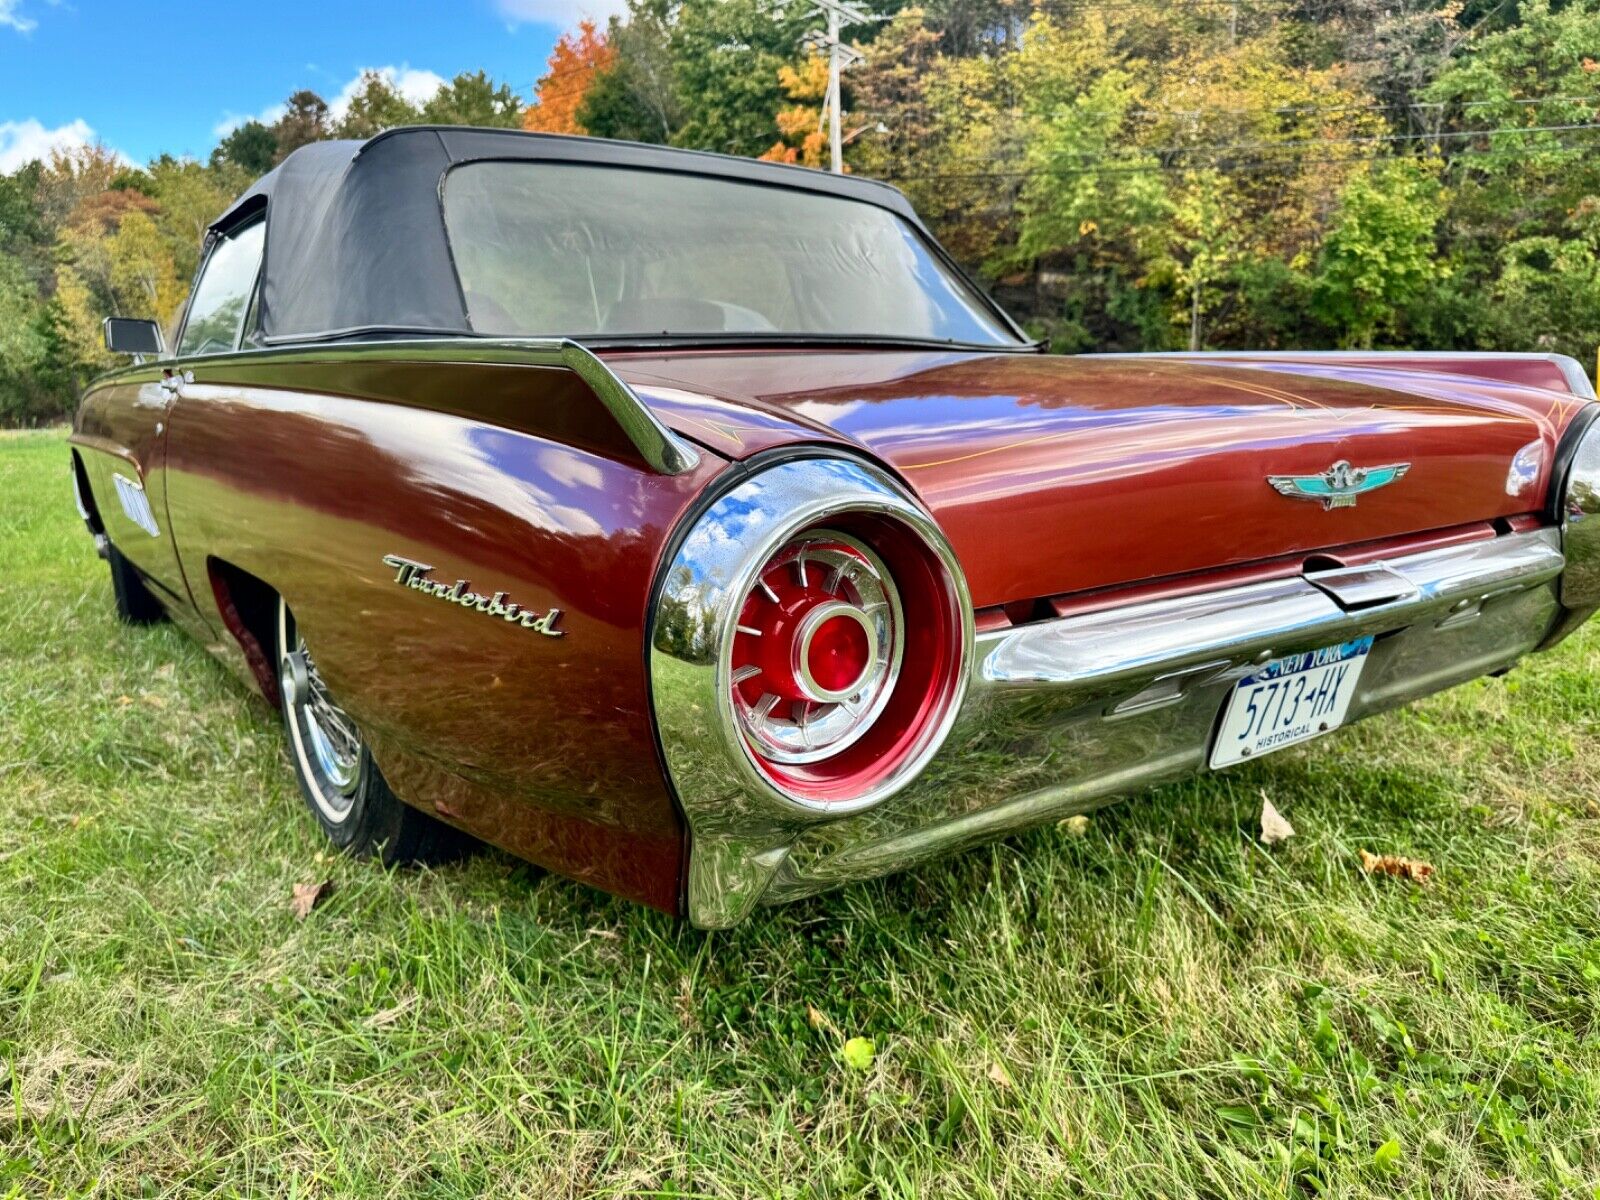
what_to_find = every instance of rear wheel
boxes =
[107,542,167,625]
[277,598,467,864]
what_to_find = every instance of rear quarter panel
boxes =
[162,358,725,913]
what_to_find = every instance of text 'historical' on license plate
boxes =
[1209,637,1373,769]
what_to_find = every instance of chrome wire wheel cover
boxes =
[278,603,362,823]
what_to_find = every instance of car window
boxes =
[441,162,1020,346]
[178,219,265,357]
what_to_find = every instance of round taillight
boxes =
[722,509,967,808]
[650,455,974,857]
[730,530,903,764]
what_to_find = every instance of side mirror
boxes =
[103,317,165,358]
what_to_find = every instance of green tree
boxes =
[336,71,424,138]
[668,0,808,154]
[420,71,524,128]
[580,0,684,143]
[1312,159,1447,348]
[214,121,278,175]
[148,156,234,282]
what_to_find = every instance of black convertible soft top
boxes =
[213,127,932,346]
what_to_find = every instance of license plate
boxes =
[1209,637,1373,769]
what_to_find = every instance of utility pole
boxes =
[826,3,842,172]
[792,0,872,174]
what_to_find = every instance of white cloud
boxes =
[212,65,447,140]
[0,1,37,33]
[328,65,448,122]
[213,103,287,139]
[494,0,626,28]
[0,118,125,172]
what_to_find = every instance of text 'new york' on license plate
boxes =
[1209,637,1374,769]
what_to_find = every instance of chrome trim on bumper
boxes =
[983,532,1563,690]
[679,527,1573,925]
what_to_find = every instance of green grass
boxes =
[3,427,1599,1198]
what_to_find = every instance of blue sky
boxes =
[0,0,607,171]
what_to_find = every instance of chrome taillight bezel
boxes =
[1556,406,1600,609]
[649,455,973,924]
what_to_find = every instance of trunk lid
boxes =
[609,349,1571,608]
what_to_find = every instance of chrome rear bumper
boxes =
[689,527,1570,925]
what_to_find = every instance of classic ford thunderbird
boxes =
[73,128,1600,925]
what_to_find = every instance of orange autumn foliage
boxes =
[760,55,831,169]
[523,20,614,136]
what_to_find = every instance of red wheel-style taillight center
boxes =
[730,531,901,765]
[720,508,968,808]
[806,613,871,694]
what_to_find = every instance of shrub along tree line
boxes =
[2,0,1598,425]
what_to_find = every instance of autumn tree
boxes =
[524,20,614,135]
[759,53,830,167]
[271,91,332,161]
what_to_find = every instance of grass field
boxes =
[3,426,1599,1198]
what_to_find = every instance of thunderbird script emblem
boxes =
[382,555,563,636]
[1266,460,1410,510]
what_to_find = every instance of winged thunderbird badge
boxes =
[1266,460,1410,510]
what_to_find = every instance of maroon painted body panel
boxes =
[612,350,1589,609]
[74,356,729,913]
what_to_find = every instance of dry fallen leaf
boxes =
[140,692,166,709]
[1059,813,1091,837]
[807,1004,827,1031]
[1359,850,1434,884]
[154,663,176,680]
[1259,794,1296,846]
[987,1061,1014,1089]
[290,880,333,920]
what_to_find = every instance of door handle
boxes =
[158,369,193,398]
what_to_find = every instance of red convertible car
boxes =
[72,128,1600,926]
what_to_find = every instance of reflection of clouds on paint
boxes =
[538,448,606,491]
[361,418,615,539]
[789,399,865,427]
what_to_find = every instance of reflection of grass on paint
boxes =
[6,428,1600,1196]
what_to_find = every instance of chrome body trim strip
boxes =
[87,337,702,477]
[672,525,1578,925]
[1086,350,1598,401]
